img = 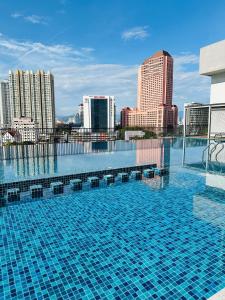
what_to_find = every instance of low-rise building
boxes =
[13,117,38,142]
[199,39,225,136]
[122,105,177,129]
[2,130,21,144]
[125,130,145,141]
[184,102,209,136]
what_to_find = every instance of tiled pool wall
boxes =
[0,163,161,206]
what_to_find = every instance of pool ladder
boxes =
[202,133,225,171]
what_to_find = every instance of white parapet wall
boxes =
[200,39,225,76]
[200,39,225,105]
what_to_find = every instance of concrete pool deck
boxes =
[208,287,225,299]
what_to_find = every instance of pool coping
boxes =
[208,288,225,300]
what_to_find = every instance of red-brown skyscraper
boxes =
[121,50,178,128]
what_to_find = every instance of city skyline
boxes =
[1,0,225,115]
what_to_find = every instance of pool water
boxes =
[0,138,207,183]
[1,167,225,299]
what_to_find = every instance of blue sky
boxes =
[0,0,225,116]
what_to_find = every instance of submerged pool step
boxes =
[30,185,43,198]
[70,179,82,191]
[2,164,170,205]
[51,182,64,195]
[118,172,129,182]
[154,167,169,176]
[130,170,142,180]
[143,169,155,178]
[7,188,20,202]
[103,174,115,185]
[87,176,100,188]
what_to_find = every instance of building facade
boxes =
[0,80,11,127]
[184,103,209,136]
[121,50,178,129]
[83,96,115,131]
[8,70,55,131]
[2,131,21,144]
[13,117,38,142]
[184,39,225,138]
[78,103,84,126]
[120,107,132,128]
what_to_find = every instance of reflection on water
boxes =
[193,172,225,272]
[136,139,171,189]
[193,173,225,230]
[0,144,58,182]
[0,138,213,183]
[0,139,173,183]
[136,139,170,168]
[182,137,225,174]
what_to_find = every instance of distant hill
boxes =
[56,115,73,122]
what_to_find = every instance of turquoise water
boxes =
[1,167,225,299]
[1,137,225,299]
[0,138,207,182]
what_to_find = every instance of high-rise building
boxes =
[137,50,173,110]
[8,70,55,131]
[121,50,178,129]
[0,80,11,127]
[83,96,115,131]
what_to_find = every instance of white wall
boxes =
[210,109,225,135]
[210,72,225,104]
[83,96,91,129]
[200,39,225,75]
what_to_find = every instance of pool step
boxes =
[3,165,170,205]
[130,170,142,180]
[70,179,82,191]
[143,169,155,178]
[30,185,43,198]
[51,182,64,195]
[87,176,100,188]
[7,188,20,202]
[118,172,129,182]
[103,174,115,185]
[154,167,169,176]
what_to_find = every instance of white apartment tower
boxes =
[83,96,115,131]
[0,80,11,127]
[8,70,56,130]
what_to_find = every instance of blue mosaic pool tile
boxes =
[1,169,225,299]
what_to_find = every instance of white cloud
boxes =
[122,26,149,41]
[11,13,23,18]
[11,13,48,25]
[173,53,210,110]
[0,34,211,116]
[0,34,137,115]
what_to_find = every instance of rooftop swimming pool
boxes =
[1,138,225,299]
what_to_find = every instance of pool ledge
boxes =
[208,288,225,300]
[0,163,159,205]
